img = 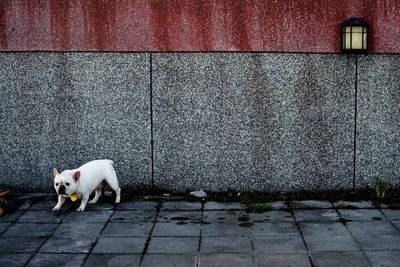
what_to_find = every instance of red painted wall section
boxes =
[1,0,399,53]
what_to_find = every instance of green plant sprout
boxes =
[239,184,271,213]
[375,176,388,200]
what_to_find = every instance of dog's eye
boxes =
[65,183,70,186]
[55,183,59,186]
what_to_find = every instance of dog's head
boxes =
[52,168,80,196]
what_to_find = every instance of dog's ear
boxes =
[52,168,60,178]
[74,171,81,181]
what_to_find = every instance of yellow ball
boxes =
[70,193,78,202]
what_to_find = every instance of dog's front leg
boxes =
[52,195,66,211]
[76,194,89,212]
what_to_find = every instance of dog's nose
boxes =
[58,185,66,195]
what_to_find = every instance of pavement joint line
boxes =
[196,201,205,267]
[81,204,117,266]
[249,220,257,267]
[139,201,161,266]
[379,207,400,235]
[332,204,374,267]
[290,207,315,267]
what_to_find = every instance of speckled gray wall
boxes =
[1,53,399,193]
[152,54,356,192]
[356,55,400,188]
[0,53,152,191]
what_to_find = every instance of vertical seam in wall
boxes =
[150,53,155,189]
[353,55,358,189]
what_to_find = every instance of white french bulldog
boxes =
[52,159,121,212]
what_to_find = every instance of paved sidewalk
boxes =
[1,195,400,266]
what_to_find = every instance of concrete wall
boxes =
[0,53,152,191]
[356,55,400,188]
[0,53,399,192]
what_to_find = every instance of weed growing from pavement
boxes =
[375,176,388,200]
[239,184,272,213]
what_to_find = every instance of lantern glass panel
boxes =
[344,31,351,49]
[351,32,363,49]
[363,32,367,49]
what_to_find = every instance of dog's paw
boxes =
[88,200,97,204]
[76,207,85,212]
[52,207,60,212]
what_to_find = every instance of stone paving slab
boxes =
[201,236,252,253]
[338,209,385,221]
[203,201,243,210]
[84,202,115,211]
[201,222,252,237]
[0,253,31,267]
[63,210,113,223]
[311,251,370,267]
[382,209,400,220]
[300,222,353,237]
[346,220,398,236]
[333,200,375,209]
[202,210,246,223]
[110,210,156,223]
[0,211,24,223]
[365,250,400,267]
[29,199,74,211]
[17,210,66,223]
[0,223,11,234]
[92,237,147,254]
[17,200,33,210]
[300,222,359,252]
[3,223,57,237]
[292,200,333,209]
[249,210,294,222]
[199,253,253,267]
[147,237,199,254]
[253,235,307,253]
[152,222,201,237]
[27,253,87,267]
[158,211,202,223]
[392,220,400,231]
[353,233,400,251]
[251,222,300,236]
[161,201,202,211]
[39,237,96,253]
[52,222,105,239]
[102,222,153,237]
[84,254,142,267]
[142,254,197,267]
[269,201,288,210]
[117,200,159,211]
[0,237,46,253]
[255,253,311,267]
[303,234,360,252]
[294,209,340,222]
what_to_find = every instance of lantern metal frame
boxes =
[340,17,369,53]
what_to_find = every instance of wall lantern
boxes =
[341,17,369,53]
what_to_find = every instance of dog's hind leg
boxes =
[89,185,102,204]
[108,182,121,204]
[105,170,121,204]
